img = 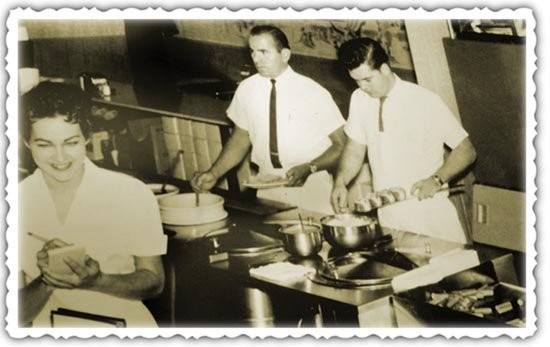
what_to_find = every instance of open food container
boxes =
[393,253,526,327]
[279,223,323,258]
[320,213,381,250]
[147,183,180,200]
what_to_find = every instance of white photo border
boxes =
[4,5,538,341]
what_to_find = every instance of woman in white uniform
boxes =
[192,25,345,214]
[19,82,167,327]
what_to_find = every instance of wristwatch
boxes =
[431,174,444,186]
[309,163,318,174]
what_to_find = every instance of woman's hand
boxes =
[36,238,70,274]
[285,164,311,187]
[41,255,101,290]
[36,238,101,290]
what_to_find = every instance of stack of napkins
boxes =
[391,248,480,293]
[250,262,316,282]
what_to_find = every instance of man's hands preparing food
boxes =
[191,162,318,193]
[331,175,447,214]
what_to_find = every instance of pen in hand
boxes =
[27,232,49,243]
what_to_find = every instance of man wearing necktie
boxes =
[331,38,477,244]
[192,25,346,214]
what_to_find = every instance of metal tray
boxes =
[223,229,284,255]
[317,251,410,287]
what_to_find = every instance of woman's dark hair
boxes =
[20,82,92,141]
[337,37,389,71]
[250,25,291,51]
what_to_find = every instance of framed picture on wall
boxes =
[449,19,526,44]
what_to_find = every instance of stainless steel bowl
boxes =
[279,223,323,258]
[320,213,380,250]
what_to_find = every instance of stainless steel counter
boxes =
[96,82,520,327]
[142,190,517,328]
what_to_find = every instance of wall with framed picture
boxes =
[448,19,525,44]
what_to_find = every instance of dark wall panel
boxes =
[163,37,417,118]
[32,36,132,82]
[444,38,525,192]
[30,34,417,120]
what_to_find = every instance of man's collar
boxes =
[263,65,294,83]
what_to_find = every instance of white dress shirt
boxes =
[345,76,469,243]
[227,67,345,214]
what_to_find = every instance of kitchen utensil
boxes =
[158,193,227,225]
[354,185,465,213]
[160,150,184,194]
[279,223,323,258]
[320,213,381,250]
[242,174,289,189]
[225,197,297,216]
[298,213,305,231]
[263,219,313,226]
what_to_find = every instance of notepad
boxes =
[50,308,126,327]
[47,245,86,275]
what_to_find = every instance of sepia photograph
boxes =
[3,3,541,344]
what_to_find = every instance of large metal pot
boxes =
[320,213,380,250]
[158,193,227,225]
[279,223,323,258]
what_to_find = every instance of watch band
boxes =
[431,174,444,186]
[309,163,318,174]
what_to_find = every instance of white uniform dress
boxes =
[344,75,468,244]
[19,158,167,327]
[228,67,345,214]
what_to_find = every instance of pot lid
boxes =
[222,229,283,255]
[163,217,230,241]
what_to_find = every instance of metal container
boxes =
[147,183,180,200]
[279,223,323,258]
[320,213,380,250]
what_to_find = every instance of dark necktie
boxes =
[378,96,387,132]
[269,79,282,168]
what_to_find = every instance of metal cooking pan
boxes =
[320,213,381,250]
[316,251,408,287]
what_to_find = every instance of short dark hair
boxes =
[20,82,92,141]
[250,25,290,51]
[337,37,389,71]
